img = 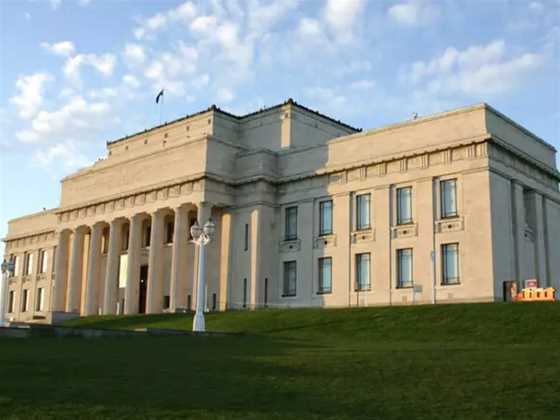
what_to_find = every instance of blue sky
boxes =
[1,0,559,252]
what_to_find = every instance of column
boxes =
[169,206,188,312]
[533,193,548,287]
[146,211,165,314]
[124,215,142,315]
[193,202,212,310]
[52,230,70,312]
[66,228,85,313]
[102,219,123,315]
[511,182,527,284]
[84,223,103,316]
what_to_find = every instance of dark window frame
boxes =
[440,179,458,219]
[319,200,333,236]
[396,187,413,225]
[356,193,371,231]
[441,243,461,285]
[285,206,298,241]
[318,257,332,294]
[356,253,371,291]
[283,261,297,297]
[397,248,414,288]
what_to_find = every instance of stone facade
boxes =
[3,100,560,323]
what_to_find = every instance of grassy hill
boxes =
[1,303,559,419]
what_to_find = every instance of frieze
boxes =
[53,180,199,223]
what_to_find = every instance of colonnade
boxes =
[51,202,213,316]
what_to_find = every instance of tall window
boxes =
[356,194,371,230]
[285,206,298,240]
[397,248,413,288]
[9,255,16,278]
[441,179,458,218]
[243,278,247,308]
[24,253,33,276]
[102,227,110,254]
[319,200,333,236]
[165,221,174,244]
[13,255,20,277]
[442,243,460,285]
[283,261,297,297]
[318,257,332,294]
[121,225,130,251]
[21,289,29,312]
[8,291,15,313]
[38,249,48,274]
[397,187,412,225]
[36,287,45,311]
[244,224,249,251]
[356,253,371,290]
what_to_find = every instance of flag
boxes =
[155,89,164,104]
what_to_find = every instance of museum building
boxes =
[3,100,560,323]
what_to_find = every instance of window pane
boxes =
[357,194,370,230]
[320,200,333,235]
[319,258,332,293]
[285,207,298,240]
[284,261,297,296]
[356,253,371,290]
[397,188,412,224]
[398,249,413,287]
[441,180,457,217]
[442,243,460,284]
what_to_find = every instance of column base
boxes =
[192,311,205,332]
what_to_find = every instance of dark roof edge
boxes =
[107,99,362,146]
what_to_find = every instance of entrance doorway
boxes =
[139,265,148,313]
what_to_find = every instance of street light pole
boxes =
[190,218,215,332]
[1,259,15,327]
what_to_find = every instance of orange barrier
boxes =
[516,287,556,302]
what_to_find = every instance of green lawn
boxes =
[1,303,559,419]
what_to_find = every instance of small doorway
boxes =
[139,265,148,313]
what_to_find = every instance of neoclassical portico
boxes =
[51,201,219,317]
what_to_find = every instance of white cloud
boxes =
[324,0,366,39]
[144,42,198,96]
[134,1,197,40]
[190,15,218,34]
[350,79,376,90]
[298,18,322,38]
[407,40,544,97]
[388,0,441,26]
[64,53,117,83]
[122,74,140,89]
[16,95,111,144]
[123,43,146,66]
[10,73,53,120]
[41,41,75,57]
[216,87,234,103]
[247,0,298,36]
[191,73,210,89]
[88,87,117,100]
[32,139,89,170]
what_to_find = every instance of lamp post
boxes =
[190,218,215,332]
[1,259,15,327]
